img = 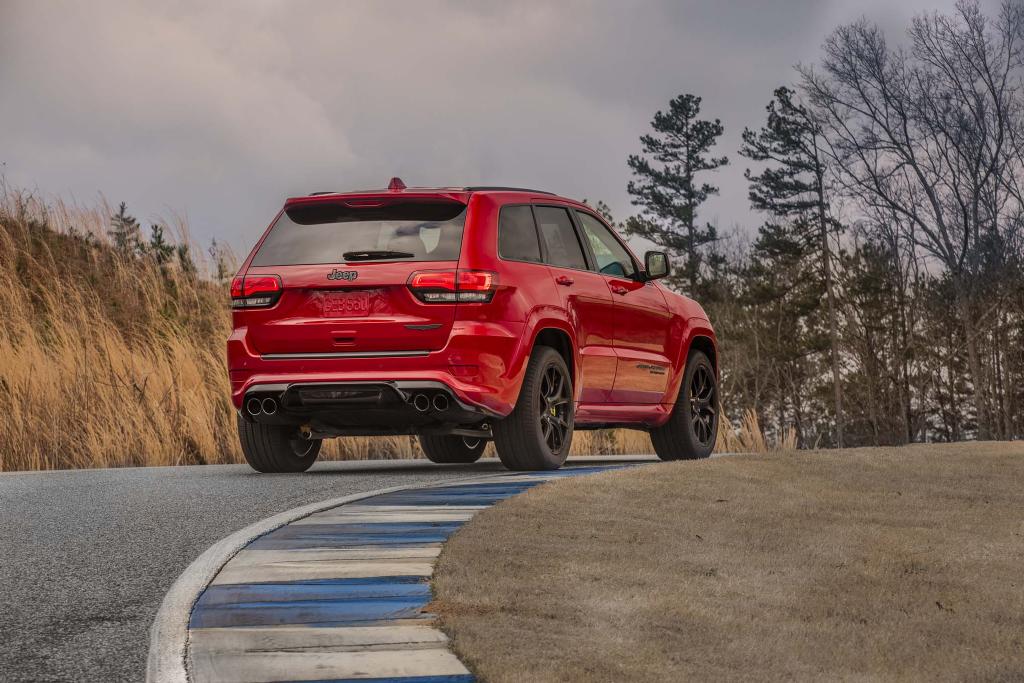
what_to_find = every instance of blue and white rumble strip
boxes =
[185,466,624,683]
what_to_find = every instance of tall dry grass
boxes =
[0,189,783,471]
[0,190,237,470]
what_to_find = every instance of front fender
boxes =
[663,317,717,405]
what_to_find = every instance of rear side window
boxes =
[498,205,542,263]
[576,211,636,278]
[252,201,466,266]
[534,206,587,270]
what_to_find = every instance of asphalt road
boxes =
[0,457,646,682]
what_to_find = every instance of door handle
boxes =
[555,275,574,286]
[611,285,629,295]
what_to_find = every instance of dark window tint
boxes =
[252,201,466,266]
[498,205,542,263]
[576,211,636,278]
[534,206,587,270]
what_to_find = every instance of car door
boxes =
[574,210,673,403]
[532,204,617,404]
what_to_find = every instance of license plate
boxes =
[323,291,370,317]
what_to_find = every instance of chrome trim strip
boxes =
[260,350,431,360]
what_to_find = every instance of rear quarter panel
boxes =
[456,194,580,406]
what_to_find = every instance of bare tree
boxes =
[799,0,1024,439]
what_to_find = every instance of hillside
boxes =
[0,191,658,470]
[0,193,237,469]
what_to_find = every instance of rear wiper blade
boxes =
[342,250,415,261]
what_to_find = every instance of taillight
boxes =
[407,269,497,303]
[230,275,282,308]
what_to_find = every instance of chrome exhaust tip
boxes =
[412,394,430,412]
[261,397,278,415]
[432,393,449,412]
[246,398,263,416]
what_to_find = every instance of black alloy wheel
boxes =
[538,364,572,454]
[689,363,717,447]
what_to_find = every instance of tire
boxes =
[419,434,486,464]
[237,416,322,473]
[493,346,574,471]
[650,350,718,461]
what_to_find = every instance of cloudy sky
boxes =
[0,0,991,253]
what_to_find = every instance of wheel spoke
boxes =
[550,422,563,449]
[533,360,572,455]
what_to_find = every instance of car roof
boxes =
[284,182,580,208]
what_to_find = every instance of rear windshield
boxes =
[252,200,466,266]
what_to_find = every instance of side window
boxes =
[498,205,542,263]
[575,211,636,278]
[534,206,588,270]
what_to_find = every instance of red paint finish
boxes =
[229,185,716,430]
[606,277,673,404]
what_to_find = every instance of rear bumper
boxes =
[240,380,493,437]
[227,320,528,418]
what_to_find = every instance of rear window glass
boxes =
[534,206,587,270]
[252,201,466,266]
[498,205,542,263]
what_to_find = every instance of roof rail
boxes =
[463,186,556,195]
[308,191,336,196]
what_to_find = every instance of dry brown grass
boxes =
[0,189,687,471]
[433,442,1024,682]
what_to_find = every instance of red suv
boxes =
[228,179,718,472]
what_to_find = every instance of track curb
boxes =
[146,474,488,682]
[147,458,657,682]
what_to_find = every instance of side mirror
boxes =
[644,251,670,281]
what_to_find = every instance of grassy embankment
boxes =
[4,191,771,471]
[433,442,1024,681]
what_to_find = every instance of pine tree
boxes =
[582,199,617,225]
[176,243,197,278]
[738,219,825,446]
[147,224,175,266]
[208,239,234,284]
[109,202,142,256]
[626,93,728,295]
[740,86,846,447]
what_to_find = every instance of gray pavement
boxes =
[0,456,649,682]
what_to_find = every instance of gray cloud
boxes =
[0,0,989,252]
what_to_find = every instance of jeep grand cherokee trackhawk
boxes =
[228,178,719,472]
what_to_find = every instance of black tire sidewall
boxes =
[678,352,717,458]
[237,416,321,473]
[494,346,574,470]
[652,351,717,460]
[419,434,486,464]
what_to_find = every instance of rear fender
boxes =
[505,314,579,406]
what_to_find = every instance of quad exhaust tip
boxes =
[246,398,262,416]
[412,393,431,412]
[432,393,449,412]
[261,398,278,415]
